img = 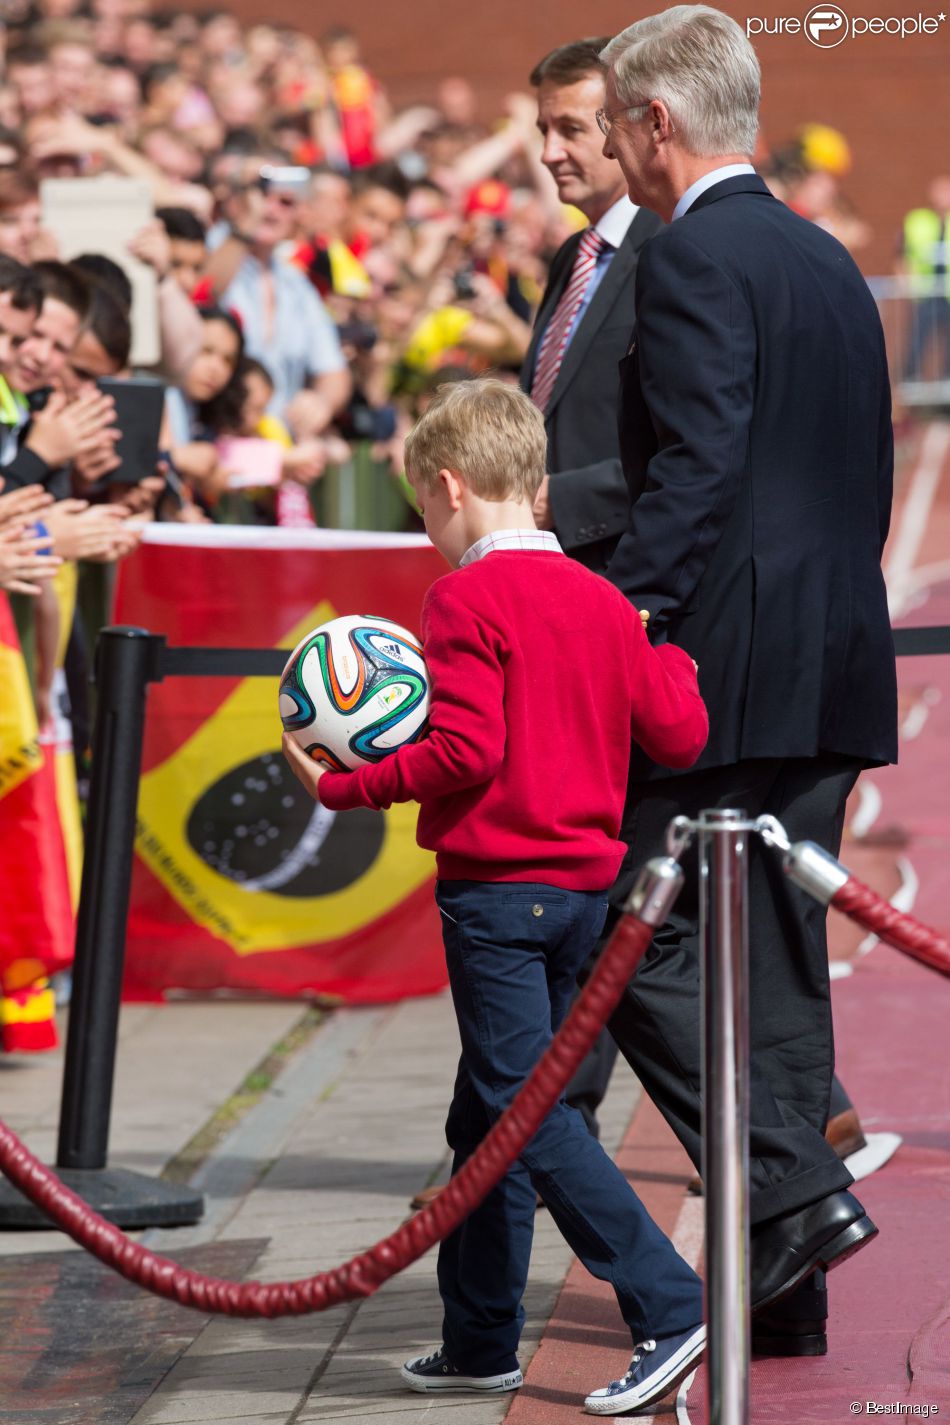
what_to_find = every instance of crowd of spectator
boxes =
[0,0,892,550]
[0,4,591,540]
[0,1,927,1055]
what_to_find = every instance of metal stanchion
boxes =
[0,627,203,1229]
[699,808,751,1425]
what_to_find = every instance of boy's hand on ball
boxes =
[282,732,327,799]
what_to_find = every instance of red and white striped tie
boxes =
[530,227,606,413]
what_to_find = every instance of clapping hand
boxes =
[45,499,141,563]
[0,523,61,595]
[28,389,119,471]
[0,481,54,527]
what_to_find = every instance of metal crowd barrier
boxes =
[214,442,414,534]
[869,274,950,409]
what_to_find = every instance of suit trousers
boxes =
[435,879,704,1375]
[603,755,862,1227]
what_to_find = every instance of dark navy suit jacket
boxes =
[608,173,897,772]
[521,206,662,572]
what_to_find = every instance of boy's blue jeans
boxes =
[435,879,704,1376]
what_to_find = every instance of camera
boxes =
[258,164,311,198]
[337,319,379,353]
[452,268,477,302]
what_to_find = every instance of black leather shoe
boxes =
[751,1190,877,1314]
[752,1270,828,1357]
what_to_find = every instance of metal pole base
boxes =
[0,1166,204,1230]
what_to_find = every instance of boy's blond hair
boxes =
[404,377,547,502]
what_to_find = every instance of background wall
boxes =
[222,0,950,274]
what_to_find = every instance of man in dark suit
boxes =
[523,39,662,1140]
[597,4,897,1336]
[522,39,661,575]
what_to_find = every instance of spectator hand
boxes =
[322,434,351,466]
[109,472,166,517]
[504,92,538,139]
[170,443,230,497]
[467,270,507,318]
[28,389,119,470]
[282,731,327,801]
[73,435,122,486]
[128,221,172,279]
[0,524,61,596]
[30,113,114,162]
[286,389,334,439]
[281,439,328,486]
[172,497,210,524]
[45,499,138,562]
[0,482,54,528]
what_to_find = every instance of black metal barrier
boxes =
[0,620,947,1230]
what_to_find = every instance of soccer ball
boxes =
[279,614,429,771]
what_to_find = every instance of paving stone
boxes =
[4,982,639,1425]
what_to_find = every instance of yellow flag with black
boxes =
[114,527,448,1003]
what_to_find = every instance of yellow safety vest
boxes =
[0,375,28,426]
[903,208,950,298]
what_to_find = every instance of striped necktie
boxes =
[531,227,607,413]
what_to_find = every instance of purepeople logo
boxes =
[747,5,947,45]
[805,5,848,43]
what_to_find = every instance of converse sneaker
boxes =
[584,1324,706,1414]
[401,1346,523,1394]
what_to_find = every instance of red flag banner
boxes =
[0,593,74,1051]
[114,526,449,1004]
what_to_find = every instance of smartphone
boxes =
[452,268,477,302]
[258,165,311,198]
[96,377,166,486]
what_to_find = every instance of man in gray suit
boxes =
[522,38,662,574]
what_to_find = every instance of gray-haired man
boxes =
[590,3,895,1382]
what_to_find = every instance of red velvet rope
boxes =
[833,876,950,978]
[0,913,655,1317]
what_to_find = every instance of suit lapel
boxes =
[544,208,655,417]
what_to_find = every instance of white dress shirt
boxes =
[672,163,757,222]
[459,529,563,567]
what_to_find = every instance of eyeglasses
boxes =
[595,102,651,138]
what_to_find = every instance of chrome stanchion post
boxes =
[699,808,750,1425]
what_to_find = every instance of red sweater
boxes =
[318,551,708,889]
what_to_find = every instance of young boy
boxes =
[282,378,708,1416]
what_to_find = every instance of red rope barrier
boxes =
[0,911,657,1317]
[832,876,950,978]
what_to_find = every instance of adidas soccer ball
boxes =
[279,615,429,771]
